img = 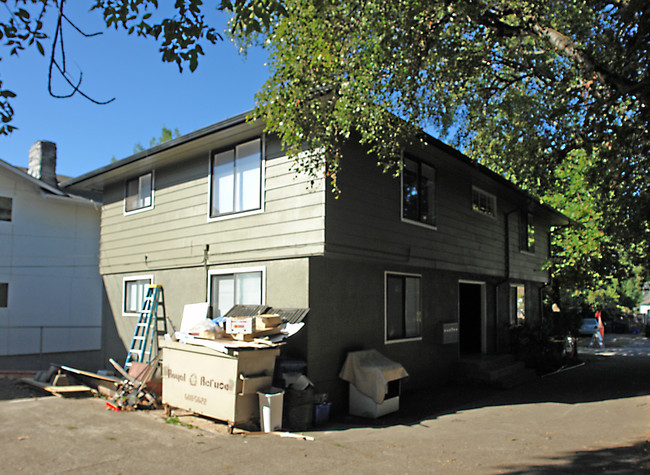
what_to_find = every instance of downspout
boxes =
[203,244,211,317]
[496,208,520,352]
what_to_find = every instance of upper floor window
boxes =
[402,155,436,228]
[210,138,262,218]
[0,196,12,221]
[125,173,153,213]
[472,187,496,218]
[123,276,153,315]
[209,267,265,317]
[385,272,422,342]
[520,212,535,253]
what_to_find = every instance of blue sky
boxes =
[0,4,269,178]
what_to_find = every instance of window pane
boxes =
[404,277,422,337]
[402,157,435,226]
[211,139,262,218]
[527,214,535,253]
[125,278,151,313]
[386,274,422,341]
[236,272,262,304]
[420,164,436,225]
[0,283,8,307]
[510,285,526,324]
[402,158,420,222]
[211,271,262,317]
[517,286,526,323]
[125,178,139,211]
[386,275,405,340]
[139,174,152,208]
[0,197,11,221]
[212,150,235,215]
[212,275,235,317]
[125,174,152,212]
[235,139,261,212]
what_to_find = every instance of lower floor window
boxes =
[510,284,526,325]
[210,268,264,317]
[385,272,422,341]
[124,276,153,315]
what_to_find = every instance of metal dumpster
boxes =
[161,340,280,428]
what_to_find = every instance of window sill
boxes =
[207,207,264,222]
[124,205,154,216]
[385,336,423,345]
[401,217,438,231]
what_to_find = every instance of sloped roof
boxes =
[0,157,97,205]
[60,109,568,225]
[0,157,66,196]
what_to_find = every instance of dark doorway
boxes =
[459,282,483,354]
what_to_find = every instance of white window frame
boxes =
[400,154,437,230]
[207,266,266,317]
[124,172,154,215]
[384,271,423,344]
[0,196,12,222]
[123,275,153,316]
[208,137,265,222]
[471,186,497,218]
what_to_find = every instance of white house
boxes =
[0,141,102,370]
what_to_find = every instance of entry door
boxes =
[459,282,485,354]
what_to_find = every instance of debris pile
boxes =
[106,355,162,411]
[20,358,162,412]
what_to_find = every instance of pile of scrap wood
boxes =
[21,365,118,398]
[20,357,163,412]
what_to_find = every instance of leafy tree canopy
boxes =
[244,0,649,304]
[1,1,648,303]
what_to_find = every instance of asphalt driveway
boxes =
[1,334,649,474]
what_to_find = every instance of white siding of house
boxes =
[0,169,101,356]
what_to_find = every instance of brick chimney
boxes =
[28,141,58,187]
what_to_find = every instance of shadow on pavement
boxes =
[321,344,650,432]
[499,439,650,474]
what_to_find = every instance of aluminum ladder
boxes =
[125,285,167,369]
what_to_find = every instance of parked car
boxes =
[578,318,599,336]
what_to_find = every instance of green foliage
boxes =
[92,0,222,72]
[243,0,649,299]
[133,125,180,154]
[2,0,648,303]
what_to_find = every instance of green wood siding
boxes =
[99,137,325,275]
[325,141,551,283]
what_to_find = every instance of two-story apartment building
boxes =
[63,112,567,403]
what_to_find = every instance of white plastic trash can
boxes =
[258,387,284,432]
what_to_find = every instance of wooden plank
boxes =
[20,378,93,397]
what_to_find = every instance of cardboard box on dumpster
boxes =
[226,317,255,334]
[255,315,283,330]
